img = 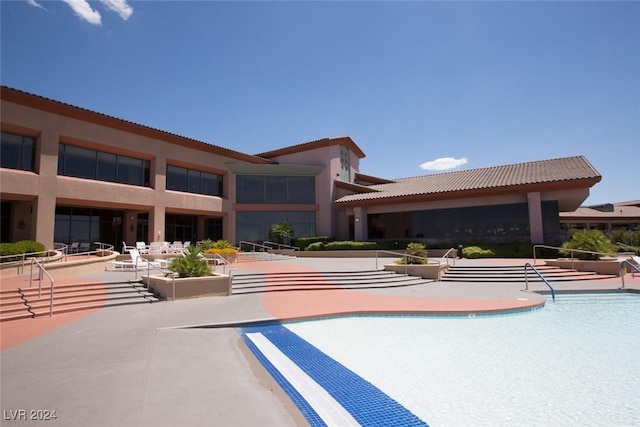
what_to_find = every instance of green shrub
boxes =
[167,246,212,278]
[199,239,233,251]
[462,246,495,259]
[268,222,294,244]
[560,229,617,260]
[399,242,428,264]
[306,242,325,251]
[324,241,378,250]
[607,227,640,249]
[0,240,46,263]
[294,236,335,250]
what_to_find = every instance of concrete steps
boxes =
[232,270,433,295]
[441,264,617,283]
[0,281,159,322]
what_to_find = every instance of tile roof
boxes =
[560,203,640,219]
[1,85,272,164]
[336,156,601,204]
[254,136,366,159]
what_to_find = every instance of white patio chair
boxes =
[69,242,80,253]
[148,241,165,254]
[136,241,149,254]
[107,249,161,271]
[169,241,184,253]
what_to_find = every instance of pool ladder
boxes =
[524,263,556,302]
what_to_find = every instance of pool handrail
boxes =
[524,262,556,302]
[619,259,640,289]
[533,244,617,269]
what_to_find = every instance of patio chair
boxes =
[107,249,161,271]
[169,241,184,253]
[136,241,149,254]
[69,242,80,253]
[148,241,165,254]
[122,241,135,254]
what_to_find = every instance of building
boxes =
[560,200,640,233]
[1,86,602,250]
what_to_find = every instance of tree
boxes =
[268,222,294,245]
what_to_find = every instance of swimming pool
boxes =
[243,293,640,426]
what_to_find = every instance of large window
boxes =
[58,144,150,186]
[54,206,124,249]
[1,131,35,172]
[236,175,315,204]
[236,211,316,243]
[367,202,561,244]
[166,165,223,197]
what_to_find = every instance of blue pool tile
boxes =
[241,324,428,427]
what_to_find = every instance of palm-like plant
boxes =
[167,245,212,277]
[268,222,294,245]
[402,242,428,264]
[560,229,617,260]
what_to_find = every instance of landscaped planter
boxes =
[142,273,231,300]
[545,259,622,276]
[384,263,449,280]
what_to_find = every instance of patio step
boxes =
[232,270,433,294]
[0,281,159,322]
[441,265,617,283]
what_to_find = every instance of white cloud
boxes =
[62,0,102,25]
[100,0,133,20]
[60,0,133,25]
[27,0,46,10]
[420,157,468,171]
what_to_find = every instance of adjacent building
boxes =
[1,86,604,250]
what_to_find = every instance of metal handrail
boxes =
[524,262,556,302]
[29,258,55,317]
[439,247,457,266]
[262,241,300,251]
[374,249,434,275]
[208,253,239,276]
[238,241,273,253]
[616,242,640,255]
[0,249,56,274]
[620,260,640,289]
[533,244,617,269]
[64,242,115,261]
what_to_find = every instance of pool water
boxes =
[246,293,640,426]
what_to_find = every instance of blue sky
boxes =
[2,1,639,206]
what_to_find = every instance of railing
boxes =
[616,242,640,255]
[208,253,239,276]
[262,241,300,251]
[0,249,58,275]
[524,262,556,302]
[238,241,273,253]
[374,250,434,275]
[439,247,457,266]
[620,260,640,289]
[533,244,617,269]
[65,242,115,261]
[29,258,55,317]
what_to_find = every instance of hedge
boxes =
[0,240,46,263]
[323,241,378,251]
